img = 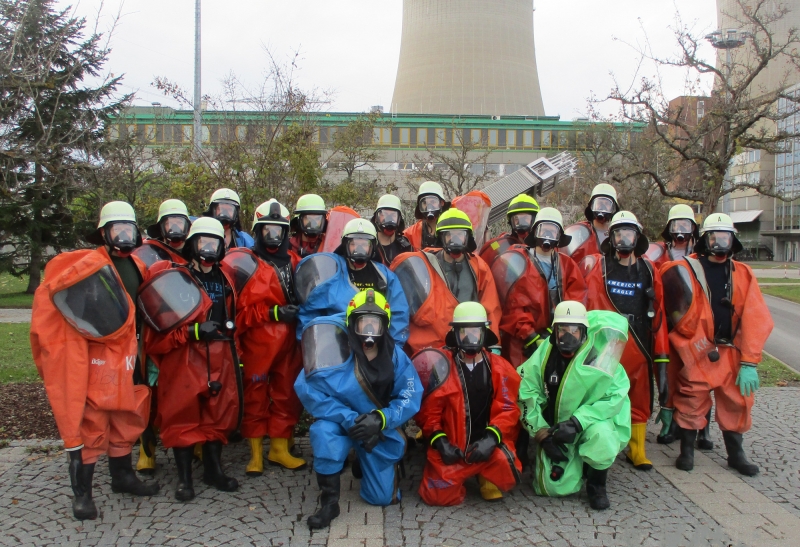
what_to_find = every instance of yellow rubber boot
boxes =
[193,442,203,462]
[267,438,307,470]
[626,423,653,470]
[246,437,264,476]
[136,438,156,475]
[288,434,295,451]
[478,475,503,501]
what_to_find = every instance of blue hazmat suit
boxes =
[233,228,254,248]
[294,253,410,344]
[294,316,422,506]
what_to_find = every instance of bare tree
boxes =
[607,0,800,215]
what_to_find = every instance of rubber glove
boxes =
[189,321,225,341]
[539,436,568,463]
[432,436,464,465]
[550,416,582,445]
[348,411,384,442]
[735,364,760,397]
[465,433,498,463]
[655,408,673,437]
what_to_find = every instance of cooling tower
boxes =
[391,0,545,116]
[716,0,800,93]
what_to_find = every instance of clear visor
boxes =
[355,314,384,337]
[376,209,399,225]
[591,196,615,214]
[457,326,484,346]
[556,324,583,340]
[213,201,237,221]
[534,221,561,241]
[707,231,733,249]
[348,237,373,257]
[261,224,285,241]
[442,229,468,247]
[670,219,694,235]
[196,235,222,255]
[162,216,189,237]
[510,213,534,231]
[419,195,442,213]
[612,227,638,247]
[108,222,138,244]
[301,213,325,230]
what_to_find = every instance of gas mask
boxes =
[533,221,561,252]
[193,235,223,267]
[419,195,443,221]
[705,231,734,258]
[160,216,189,247]
[375,208,400,236]
[509,213,534,238]
[354,313,384,349]
[261,224,285,251]
[104,222,138,256]
[669,219,694,244]
[555,324,586,358]
[212,200,239,228]
[611,227,639,257]
[346,236,374,267]
[454,325,485,356]
[300,213,325,238]
[441,229,469,258]
[590,196,616,223]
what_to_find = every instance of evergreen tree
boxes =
[0,0,127,292]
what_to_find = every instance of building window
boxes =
[201,126,210,144]
[540,130,550,148]
[470,129,481,145]
[506,130,516,148]
[182,125,193,142]
[435,128,446,147]
[417,128,427,146]
[559,131,568,148]
[488,129,498,147]
[400,128,411,146]
[697,100,705,120]
[373,127,390,145]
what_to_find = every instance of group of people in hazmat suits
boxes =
[30,178,772,524]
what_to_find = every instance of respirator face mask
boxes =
[670,219,694,243]
[706,231,734,257]
[555,324,586,358]
[300,213,325,237]
[591,196,615,223]
[534,221,561,251]
[161,216,189,246]
[212,200,238,227]
[441,229,468,257]
[455,326,485,356]
[261,224,285,250]
[194,236,223,266]
[419,196,443,220]
[355,314,384,349]
[347,236,374,267]
[105,222,138,256]
[510,213,534,236]
[611,227,638,256]
[376,209,400,234]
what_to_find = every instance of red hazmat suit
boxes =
[403,220,433,251]
[580,255,670,424]
[142,261,242,448]
[30,247,151,464]
[478,233,522,268]
[415,349,522,506]
[493,248,587,367]
[220,248,303,439]
[660,257,773,433]
[564,221,604,264]
[133,239,187,268]
[391,251,501,356]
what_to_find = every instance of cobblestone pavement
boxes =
[1,388,797,547]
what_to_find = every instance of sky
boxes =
[57,0,720,119]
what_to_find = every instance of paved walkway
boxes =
[1,387,798,546]
[0,309,31,323]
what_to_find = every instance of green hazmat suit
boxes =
[517,310,631,497]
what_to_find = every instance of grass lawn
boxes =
[0,273,34,308]
[0,323,37,383]
[759,352,800,386]
[761,285,800,304]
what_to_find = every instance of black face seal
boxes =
[104,222,139,256]
[354,313,384,349]
[375,208,400,235]
[441,229,468,258]
[300,213,325,237]
[590,196,616,223]
[509,212,535,238]
[160,216,190,247]
[555,324,586,358]
[611,226,639,257]
[454,325,485,356]
[533,221,562,251]
[346,235,374,268]
[212,199,239,228]
[193,235,223,267]
[261,224,285,251]
[669,219,694,243]
[705,231,734,258]
[419,195,443,221]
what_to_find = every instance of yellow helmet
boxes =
[435,208,473,233]
[252,199,290,230]
[87,201,141,247]
[209,188,241,206]
[346,289,391,324]
[507,194,540,216]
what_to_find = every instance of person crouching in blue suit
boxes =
[294,218,410,345]
[295,289,423,529]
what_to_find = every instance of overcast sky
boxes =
[59,0,720,119]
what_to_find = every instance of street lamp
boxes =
[705,28,750,101]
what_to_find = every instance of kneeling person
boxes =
[295,290,423,529]
[517,301,631,510]
[417,302,522,506]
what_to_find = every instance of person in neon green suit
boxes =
[517,301,631,510]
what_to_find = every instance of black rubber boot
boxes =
[351,457,363,480]
[656,419,677,445]
[516,428,531,469]
[202,441,239,492]
[173,447,196,501]
[697,410,714,450]
[676,427,697,471]
[109,453,160,496]
[585,467,610,510]
[722,431,759,476]
[308,472,341,529]
[68,451,97,520]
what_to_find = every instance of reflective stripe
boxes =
[487,426,502,444]
[194,323,199,341]
[430,432,447,446]
[273,306,280,322]
[375,409,386,430]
